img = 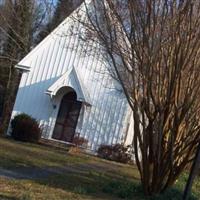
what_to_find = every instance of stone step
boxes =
[39,138,73,151]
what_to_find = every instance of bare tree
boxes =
[36,0,83,43]
[74,0,200,195]
[0,0,48,131]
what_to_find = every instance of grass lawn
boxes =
[0,137,199,200]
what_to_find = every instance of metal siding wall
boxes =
[11,9,132,151]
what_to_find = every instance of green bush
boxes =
[11,113,41,143]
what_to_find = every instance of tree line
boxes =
[0,0,82,131]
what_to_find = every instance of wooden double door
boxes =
[52,91,82,143]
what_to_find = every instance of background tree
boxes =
[74,0,200,195]
[0,0,84,131]
[36,0,83,43]
[0,0,47,131]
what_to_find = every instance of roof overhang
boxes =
[15,64,30,72]
[45,66,91,106]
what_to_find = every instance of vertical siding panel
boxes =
[90,72,110,149]
[55,36,68,77]
[113,100,127,144]
[23,56,39,115]
[16,72,29,110]
[99,93,119,146]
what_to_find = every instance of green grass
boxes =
[0,137,199,200]
[0,138,90,169]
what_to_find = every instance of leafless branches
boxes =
[74,0,200,195]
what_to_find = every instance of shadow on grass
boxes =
[0,194,18,200]
[36,170,122,198]
[0,138,199,200]
[103,180,199,200]
[0,161,199,199]
[35,170,198,200]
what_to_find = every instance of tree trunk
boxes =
[183,143,200,200]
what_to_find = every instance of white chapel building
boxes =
[9,2,134,151]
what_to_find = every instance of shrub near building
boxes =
[11,113,41,143]
[97,144,133,164]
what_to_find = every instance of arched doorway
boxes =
[52,91,82,142]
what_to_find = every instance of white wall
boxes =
[10,4,133,151]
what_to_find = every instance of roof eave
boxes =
[15,64,30,72]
